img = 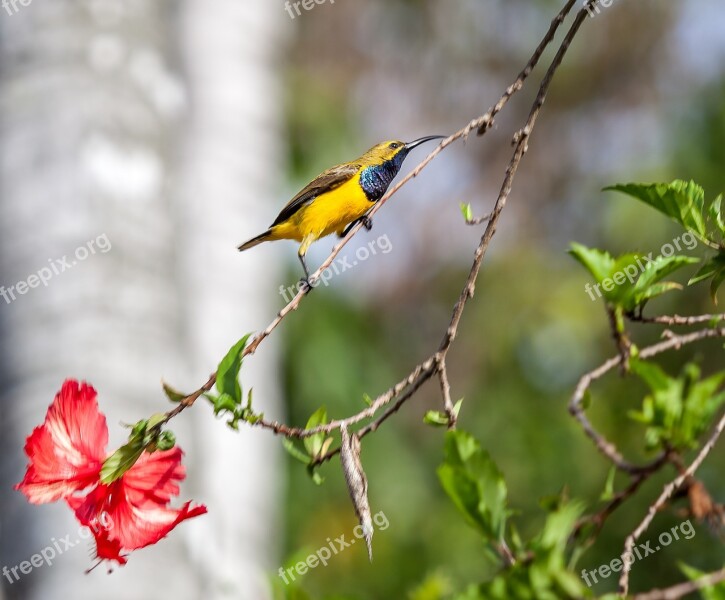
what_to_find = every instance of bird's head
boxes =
[356,135,446,201]
[361,136,445,167]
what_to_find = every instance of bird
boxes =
[237,135,445,283]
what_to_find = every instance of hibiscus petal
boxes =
[108,497,207,552]
[92,530,127,566]
[113,449,206,551]
[16,379,108,504]
[123,448,185,506]
[68,448,206,561]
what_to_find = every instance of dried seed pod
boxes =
[340,423,373,561]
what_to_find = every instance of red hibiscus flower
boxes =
[15,379,206,566]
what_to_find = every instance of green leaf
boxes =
[632,255,699,297]
[712,267,725,305]
[633,281,683,306]
[128,418,148,438]
[630,359,725,450]
[424,410,450,427]
[680,563,725,600]
[467,499,592,599]
[569,243,693,310]
[319,436,333,457]
[424,400,462,427]
[215,333,252,405]
[100,441,145,484]
[282,438,310,464]
[437,430,509,542]
[679,368,725,447]
[689,253,725,303]
[630,357,672,392]
[581,389,593,411]
[306,464,324,486]
[146,413,167,430]
[245,410,264,425]
[538,500,585,551]
[553,568,590,599]
[689,254,725,284]
[605,180,708,240]
[608,254,643,302]
[460,202,474,223]
[568,243,615,285]
[709,194,725,236]
[624,255,696,310]
[362,393,373,407]
[453,398,464,418]
[600,467,617,501]
[303,407,328,458]
[212,393,239,416]
[155,430,176,451]
[162,382,187,403]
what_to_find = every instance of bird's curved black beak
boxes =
[404,135,446,152]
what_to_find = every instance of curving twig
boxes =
[630,312,725,326]
[632,567,725,600]
[618,409,725,595]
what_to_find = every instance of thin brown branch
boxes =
[358,364,437,439]
[436,355,456,427]
[465,212,493,226]
[437,3,591,360]
[632,567,725,600]
[476,0,579,136]
[619,410,725,596]
[606,305,631,373]
[256,356,438,439]
[630,312,725,326]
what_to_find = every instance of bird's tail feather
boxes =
[238,230,273,251]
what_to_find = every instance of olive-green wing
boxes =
[271,162,360,226]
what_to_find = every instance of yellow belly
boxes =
[270,176,372,242]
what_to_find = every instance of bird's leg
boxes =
[297,234,316,290]
[360,215,373,231]
[340,214,373,238]
[298,254,311,284]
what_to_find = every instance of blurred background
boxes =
[1,0,724,599]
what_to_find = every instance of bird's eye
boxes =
[389,142,400,149]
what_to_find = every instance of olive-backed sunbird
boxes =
[237,135,445,281]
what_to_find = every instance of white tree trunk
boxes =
[177,1,286,598]
[0,1,284,599]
